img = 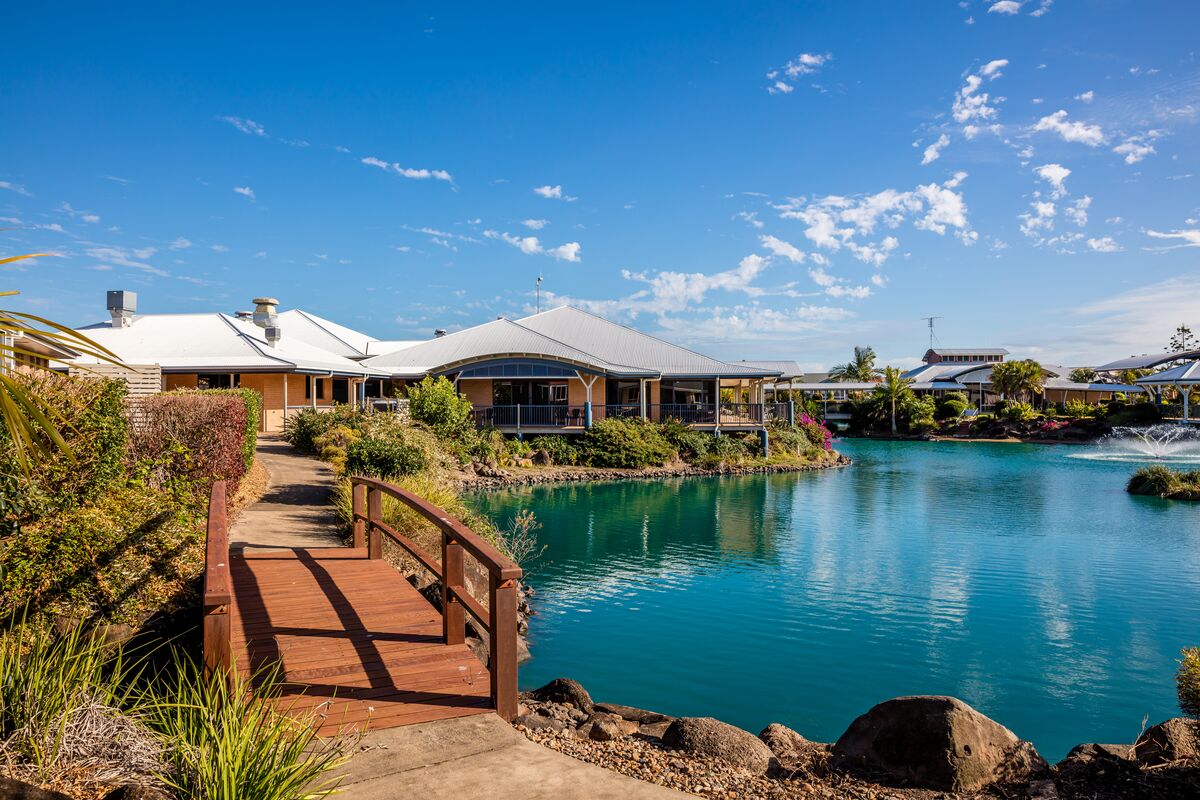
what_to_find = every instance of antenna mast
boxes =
[921,316,943,350]
[536,275,544,314]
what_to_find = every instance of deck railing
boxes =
[472,404,587,429]
[471,402,793,429]
[202,481,232,683]
[349,476,524,721]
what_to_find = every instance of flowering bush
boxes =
[797,413,834,451]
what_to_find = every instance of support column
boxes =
[639,378,647,420]
[281,373,288,428]
[309,375,316,409]
[788,399,796,426]
[1185,385,1191,422]
[714,378,721,431]
[759,428,769,456]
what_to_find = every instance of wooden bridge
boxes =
[201,476,523,734]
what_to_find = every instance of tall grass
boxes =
[142,657,352,800]
[1127,465,1200,500]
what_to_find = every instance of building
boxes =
[361,306,791,434]
[920,347,1008,365]
[72,292,380,432]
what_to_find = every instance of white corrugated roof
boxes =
[365,339,426,356]
[276,309,378,359]
[1137,360,1200,384]
[517,306,781,378]
[75,314,377,376]
[1097,350,1200,372]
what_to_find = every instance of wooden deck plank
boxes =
[229,546,494,732]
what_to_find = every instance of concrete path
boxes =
[341,714,689,799]
[230,435,344,549]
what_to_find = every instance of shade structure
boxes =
[1137,360,1200,421]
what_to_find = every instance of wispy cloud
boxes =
[759,234,806,263]
[1112,131,1163,164]
[533,184,577,202]
[233,186,255,200]
[484,230,581,262]
[1075,90,1094,104]
[921,133,950,165]
[952,59,1008,136]
[522,218,548,230]
[0,181,31,197]
[86,245,167,276]
[1087,236,1121,252]
[766,52,831,95]
[362,156,453,183]
[168,237,193,250]
[1032,110,1105,146]
[988,1,1023,14]
[217,116,267,137]
[59,202,100,223]
[1144,228,1200,250]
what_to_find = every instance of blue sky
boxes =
[3,1,1198,369]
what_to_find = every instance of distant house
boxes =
[71,292,381,432]
[921,347,1008,365]
[362,306,791,433]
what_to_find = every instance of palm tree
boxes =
[829,346,882,383]
[990,359,1045,404]
[1,253,120,471]
[872,366,914,435]
[1068,367,1097,384]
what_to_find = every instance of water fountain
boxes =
[1074,423,1200,463]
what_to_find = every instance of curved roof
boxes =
[1136,359,1200,385]
[1095,349,1200,372]
[76,313,377,376]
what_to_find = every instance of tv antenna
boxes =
[921,316,943,350]
[535,275,544,314]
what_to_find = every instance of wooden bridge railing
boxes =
[349,476,524,721]
[202,480,232,682]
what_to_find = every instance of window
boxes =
[305,377,325,400]
[606,380,641,406]
[197,373,239,389]
[332,378,350,404]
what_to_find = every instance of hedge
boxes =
[129,393,248,497]
[166,388,261,470]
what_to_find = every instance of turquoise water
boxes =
[470,440,1200,761]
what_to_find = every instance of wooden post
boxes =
[367,486,382,559]
[202,481,232,685]
[489,573,519,721]
[442,534,465,645]
[352,481,367,549]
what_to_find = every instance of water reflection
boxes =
[470,441,1200,761]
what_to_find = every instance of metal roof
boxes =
[1136,359,1200,385]
[1095,349,1200,372]
[736,360,804,380]
[275,309,377,359]
[780,381,879,391]
[926,347,1009,356]
[516,306,780,378]
[75,313,378,377]
[360,317,657,379]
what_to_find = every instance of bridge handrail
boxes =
[348,475,523,720]
[202,481,232,681]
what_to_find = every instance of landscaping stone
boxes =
[526,677,595,714]
[595,702,673,725]
[1134,717,1200,766]
[0,778,72,800]
[514,713,566,733]
[759,723,827,772]
[101,786,171,800]
[588,715,624,742]
[662,717,777,774]
[1055,742,1139,782]
[832,695,1047,791]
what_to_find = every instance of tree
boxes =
[829,346,882,383]
[1069,367,1097,384]
[1,254,120,472]
[872,366,914,435]
[990,359,1045,404]
[406,375,473,435]
[1167,324,1198,353]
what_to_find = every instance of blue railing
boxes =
[472,404,588,429]
[472,402,794,429]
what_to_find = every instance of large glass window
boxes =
[660,380,712,405]
[197,373,239,389]
[606,380,641,406]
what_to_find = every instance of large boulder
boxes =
[1055,742,1138,781]
[526,677,594,714]
[0,778,72,800]
[662,717,777,774]
[760,722,828,773]
[832,695,1047,792]
[1134,717,1200,766]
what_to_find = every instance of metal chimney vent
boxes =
[234,311,253,320]
[106,290,137,328]
[264,326,282,347]
[251,297,279,329]
[434,328,448,338]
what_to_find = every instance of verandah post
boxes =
[442,534,465,645]
[788,398,796,426]
[367,486,382,559]
[584,400,592,428]
[352,481,366,549]
[489,573,519,721]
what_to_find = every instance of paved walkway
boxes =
[231,435,344,549]
[343,714,688,799]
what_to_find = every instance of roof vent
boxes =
[234,310,253,320]
[264,325,282,347]
[106,290,137,328]
[434,328,447,338]
[252,297,279,329]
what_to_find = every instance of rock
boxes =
[832,695,1047,792]
[662,716,777,774]
[639,719,673,738]
[0,778,72,800]
[514,713,566,732]
[527,678,594,714]
[1134,717,1200,766]
[588,715,624,741]
[1027,778,1059,799]
[1055,743,1138,781]
[532,448,552,466]
[101,788,170,800]
[759,723,827,772]
[594,702,672,725]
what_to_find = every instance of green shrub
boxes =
[935,395,969,420]
[1179,647,1200,718]
[506,437,533,460]
[0,372,129,533]
[1104,402,1161,427]
[406,376,473,435]
[282,406,363,454]
[1063,399,1096,419]
[767,423,812,458]
[344,434,426,478]
[657,418,712,460]
[707,433,753,465]
[528,435,579,465]
[578,418,674,468]
[1000,401,1036,422]
[313,425,361,472]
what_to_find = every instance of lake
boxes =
[470,439,1200,761]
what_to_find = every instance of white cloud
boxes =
[766,52,831,94]
[953,60,1008,130]
[218,116,266,137]
[759,234,806,263]
[1019,200,1057,239]
[1065,195,1091,226]
[85,245,167,277]
[871,273,889,288]
[921,134,950,165]
[522,219,548,230]
[211,244,229,253]
[233,186,255,200]
[988,1,1024,14]
[0,181,31,197]
[362,156,454,183]
[533,184,577,201]
[1030,0,1054,16]
[1087,236,1121,252]
[1035,163,1071,198]
[1112,131,1162,164]
[484,230,581,261]
[736,211,764,229]
[825,284,872,299]
[168,237,193,250]
[1144,228,1200,250]
[1032,110,1105,146]
[58,202,100,223]
[808,266,837,286]
[1129,66,1160,77]
[1075,90,1094,103]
